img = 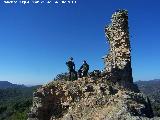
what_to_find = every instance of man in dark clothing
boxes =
[66,57,77,81]
[78,60,89,78]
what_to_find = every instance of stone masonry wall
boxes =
[104,10,133,83]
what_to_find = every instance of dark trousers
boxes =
[69,70,77,81]
[78,70,82,78]
[82,71,88,77]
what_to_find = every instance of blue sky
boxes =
[0,0,160,85]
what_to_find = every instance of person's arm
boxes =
[88,64,89,70]
[79,65,83,70]
[73,63,75,70]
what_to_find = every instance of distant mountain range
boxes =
[135,79,160,95]
[0,79,160,89]
[0,81,26,89]
[135,79,160,84]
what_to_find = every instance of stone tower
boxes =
[103,10,133,83]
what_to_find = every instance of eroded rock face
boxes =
[103,10,133,83]
[28,78,155,120]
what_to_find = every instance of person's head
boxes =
[83,60,86,64]
[69,57,73,61]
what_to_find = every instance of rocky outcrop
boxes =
[28,77,156,120]
[103,10,133,83]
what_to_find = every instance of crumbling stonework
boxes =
[103,10,133,83]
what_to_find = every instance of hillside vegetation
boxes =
[135,79,160,117]
[0,86,40,120]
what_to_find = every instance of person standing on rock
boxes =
[78,60,89,78]
[66,57,77,81]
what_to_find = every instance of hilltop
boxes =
[28,77,159,120]
[27,10,160,120]
[0,81,25,89]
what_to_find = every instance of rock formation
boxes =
[27,10,159,120]
[28,78,157,120]
[103,10,133,83]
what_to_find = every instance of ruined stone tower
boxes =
[103,10,133,83]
